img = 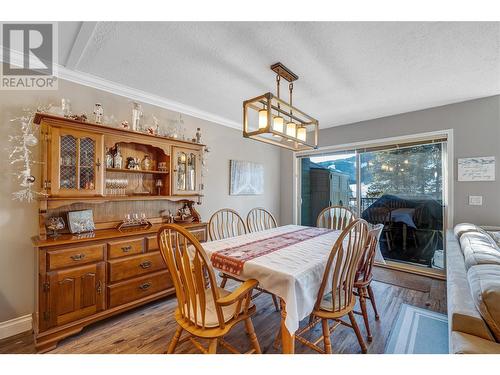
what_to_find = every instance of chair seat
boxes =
[182,287,254,328]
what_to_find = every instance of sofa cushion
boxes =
[446,231,496,342]
[467,265,500,342]
[460,232,499,251]
[487,231,500,247]
[464,249,500,269]
[454,223,483,238]
[451,331,500,354]
[460,232,500,269]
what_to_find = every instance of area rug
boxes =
[385,304,448,354]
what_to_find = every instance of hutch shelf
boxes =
[31,113,207,352]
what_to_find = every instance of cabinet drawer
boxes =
[147,226,206,252]
[107,271,172,308]
[190,227,207,243]
[146,235,159,251]
[108,238,144,259]
[47,244,105,270]
[108,252,166,283]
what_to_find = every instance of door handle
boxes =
[70,253,86,261]
[96,158,101,171]
[121,245,132,252]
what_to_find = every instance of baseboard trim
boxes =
[0,315,32,340]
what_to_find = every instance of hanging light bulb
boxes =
[273,115,284,132]
[296,126,306,142]
[258,108,268,129]
[286,121,296,137]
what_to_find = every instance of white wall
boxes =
[0,79,281,323]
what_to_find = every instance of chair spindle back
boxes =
[246,207,277,233]
[158,224,226,329]
[356,224,383,284]
[208,208,247,241]
[315,219,370,313]
[316,205,357,230]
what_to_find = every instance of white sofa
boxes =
[447,223,500,353]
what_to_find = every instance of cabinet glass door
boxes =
[51,128,103,196]
[172,147,200,195]
[60,135,78,189]
[79,137,96,190]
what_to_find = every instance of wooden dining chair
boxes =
[246,207,278,233]
[354,224,383,342]
[295,219,370,354]
[316,205,357,230]
[211,208,280,312]
[365,206,393,252]
[245,207,280,311]
[208,208,247,241]
[158,224,261,354]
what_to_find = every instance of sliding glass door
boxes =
[299,139,446,272]
[300,152,357,226]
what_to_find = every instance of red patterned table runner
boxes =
[210,227,332,276]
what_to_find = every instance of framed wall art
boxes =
[229,160,264,195]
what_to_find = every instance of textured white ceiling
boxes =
[59,22,500,128]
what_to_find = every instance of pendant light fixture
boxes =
[243,62,319,151]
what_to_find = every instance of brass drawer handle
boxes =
[70,253,86,261]
[140,261,152,269]
[139,282,152,291]
[121,245,132,252]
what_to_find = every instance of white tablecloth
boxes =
[203,225,342,334]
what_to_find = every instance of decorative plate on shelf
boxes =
[67,209,95,234]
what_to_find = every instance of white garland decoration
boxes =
[8,106,50,202]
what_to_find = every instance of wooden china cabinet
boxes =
[32,113,207,352]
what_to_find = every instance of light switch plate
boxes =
[469,195,483,206]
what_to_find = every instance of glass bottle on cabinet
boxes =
[50,127,103,196]
[172,146,201,195]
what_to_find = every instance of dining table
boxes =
[203,224,343,354]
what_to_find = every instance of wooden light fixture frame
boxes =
[243,63,319,151]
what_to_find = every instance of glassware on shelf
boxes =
[124,213,132,224]
[114,145,123,169]
[131,102,143,131]
[61,99,71,117]
[158,161,168,172]
[105,147,114,168]
[117,212,152,230]
[105,178,128,196]
[141,155,152,170]
[119,178,128,195]
[133,174,150,195]
[155,179,163,195]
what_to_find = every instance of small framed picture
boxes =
[67,209,95,234]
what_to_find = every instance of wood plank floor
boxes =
[0,270,446,354]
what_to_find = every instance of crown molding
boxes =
[1,46,242,130]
